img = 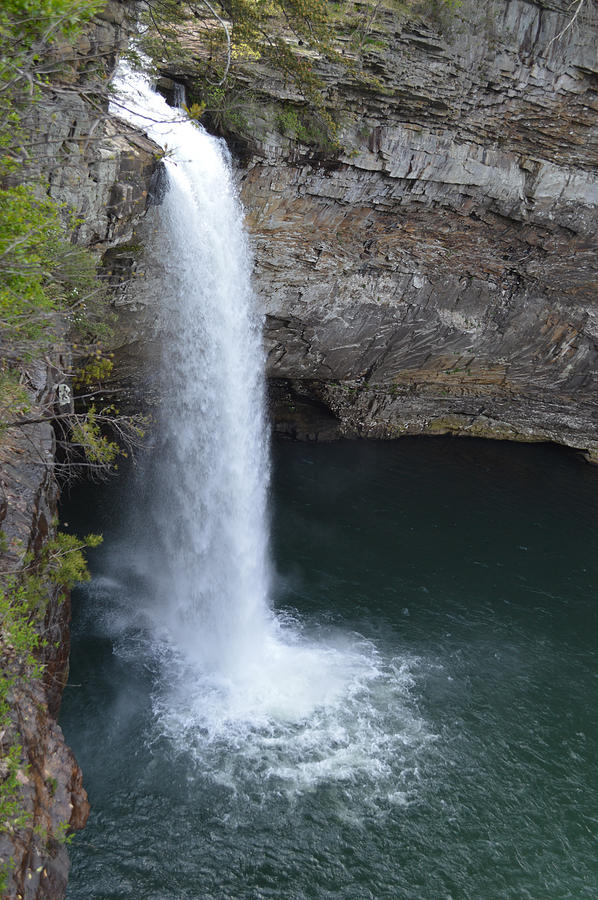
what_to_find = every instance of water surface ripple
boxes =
[62,437,598,899]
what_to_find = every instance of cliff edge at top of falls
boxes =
[115,0,598,453]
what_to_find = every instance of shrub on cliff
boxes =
[0,2,138,889]
[0,0,147,473]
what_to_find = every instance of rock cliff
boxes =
[226,0,598,454]
[0,359,89,900]
[0,3,158,896]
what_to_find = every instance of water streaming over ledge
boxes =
[111,65,272,676]
[107,66,425,779]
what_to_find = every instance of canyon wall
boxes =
[227,0,598,454]
[0,3,158,896]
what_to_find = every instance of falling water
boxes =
[113,66,272,670]
[108,65,425,784]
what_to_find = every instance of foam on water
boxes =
[150,629,428,796]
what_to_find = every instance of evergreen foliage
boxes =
[0,0,109,369]
[0,0,145,469]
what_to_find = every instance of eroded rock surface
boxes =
[22,0,157,251]
[0,360,90,900]
[229,0,598,454]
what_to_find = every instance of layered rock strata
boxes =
[24,0,157,251]
[0,3,159,896]
[228,0,598,456]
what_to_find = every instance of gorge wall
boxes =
[230,0,598,454]
[108,0,598,459]
[0,3,158,896]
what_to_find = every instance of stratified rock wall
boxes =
[233,0,598,455]
[23,0,158,251]
[0,361,90,900]
[0,3,158,897]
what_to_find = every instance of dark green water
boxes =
[61,437,598,899]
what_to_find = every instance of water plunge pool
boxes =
[61,436,598,899]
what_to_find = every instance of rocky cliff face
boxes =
[225,0,598,455]
[33,1,158,252]
[0,3,158,896]
[0,360,89,900]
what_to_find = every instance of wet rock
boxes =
[148,161,169,206]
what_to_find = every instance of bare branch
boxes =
[191,1,232,86]
[545,0,587,52]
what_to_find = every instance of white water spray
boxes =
[109,66,428,783]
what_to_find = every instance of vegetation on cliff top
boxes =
[137,0,461,144]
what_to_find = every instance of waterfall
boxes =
[108,65,423,779]
[111,66,273,676]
